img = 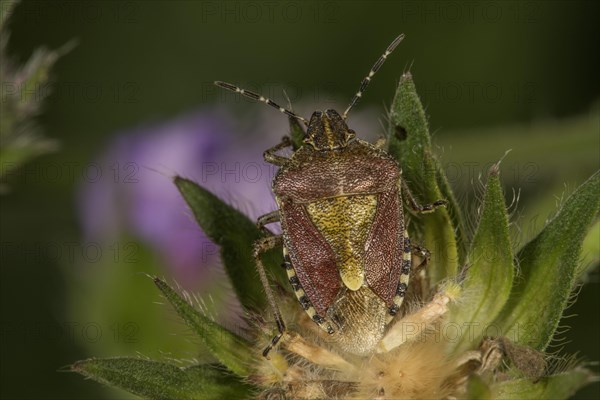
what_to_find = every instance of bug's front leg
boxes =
[263,136,293,166]
[401,179,447,214]
[252,234,286,358]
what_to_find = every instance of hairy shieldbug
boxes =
[215,34,446,357]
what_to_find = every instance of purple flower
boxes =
[78,107,287,287]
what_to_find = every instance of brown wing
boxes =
[364,190,403,307]
[280,199,341,316]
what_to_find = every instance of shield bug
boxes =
[215,34,446,357]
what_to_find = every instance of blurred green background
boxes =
[1,1,598,399]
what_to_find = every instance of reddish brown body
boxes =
[269,110,411,354]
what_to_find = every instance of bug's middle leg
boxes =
[401,179,447,214]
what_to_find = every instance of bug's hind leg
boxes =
[410,242,430,276]
[253,235,286,358]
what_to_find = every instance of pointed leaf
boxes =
[492,368,596,400]
[387,72,459,284]
[435,158,468,263]
[494,171,600,350]
[154,277,254,377]
[449,166,513,353]
[174,176,284,311]
[579,219,599,280]
[72,358,252,400]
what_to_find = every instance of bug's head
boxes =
[304,109,356,151]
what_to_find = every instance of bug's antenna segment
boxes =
[215,81,308,125]
[342,33,405,120]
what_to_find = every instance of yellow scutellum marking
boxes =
[306,195,377,291]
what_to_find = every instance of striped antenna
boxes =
[342,33,405,119]
[214,81,308,125]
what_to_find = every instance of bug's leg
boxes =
[264,136,293,166]
[401,179,447,214]
[408,240,431,302]
[253,235,286,358]
[410,242,430,276]
[256,210,280,234]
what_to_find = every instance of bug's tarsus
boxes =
[343,33,405,120]
[252,235,287,359]
[214,81,308,125]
